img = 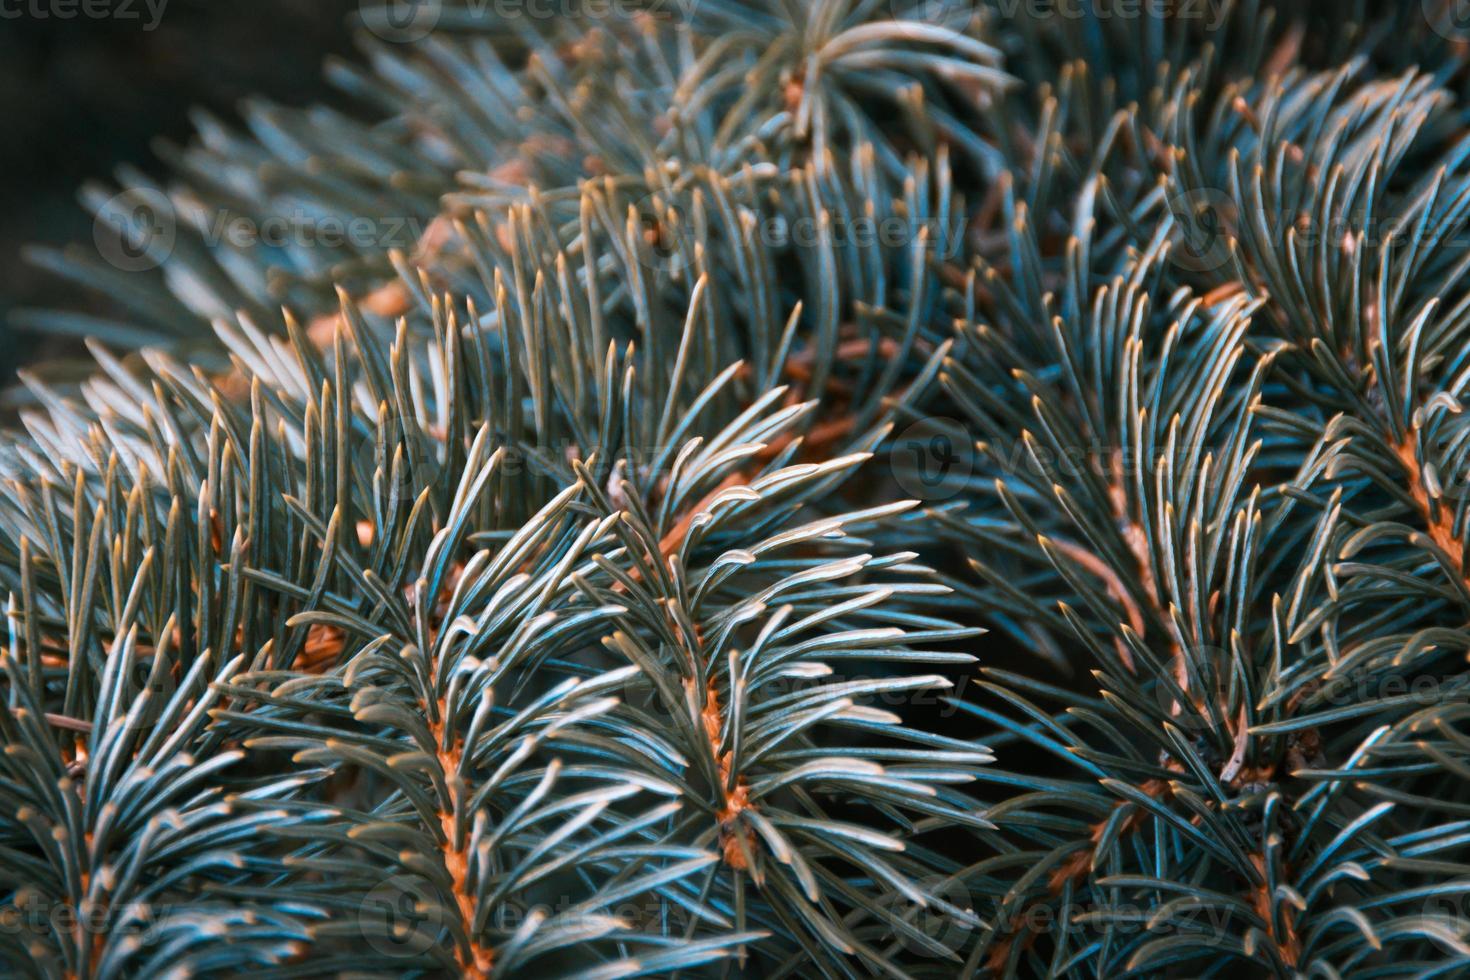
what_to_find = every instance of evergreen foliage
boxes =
[6,0,1470,977]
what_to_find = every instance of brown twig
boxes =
[984,780,1175,975]
[1395,434,1466,578]
[425,659,494,977]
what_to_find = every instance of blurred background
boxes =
[0,0,360,385]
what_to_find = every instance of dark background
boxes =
[0,0,360,385]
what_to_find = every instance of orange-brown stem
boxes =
[426,711,494,979]
[689,676,754,870]
[985,780,1174,975]
[1249,854,1301,967]
[1396,435,1466,577]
